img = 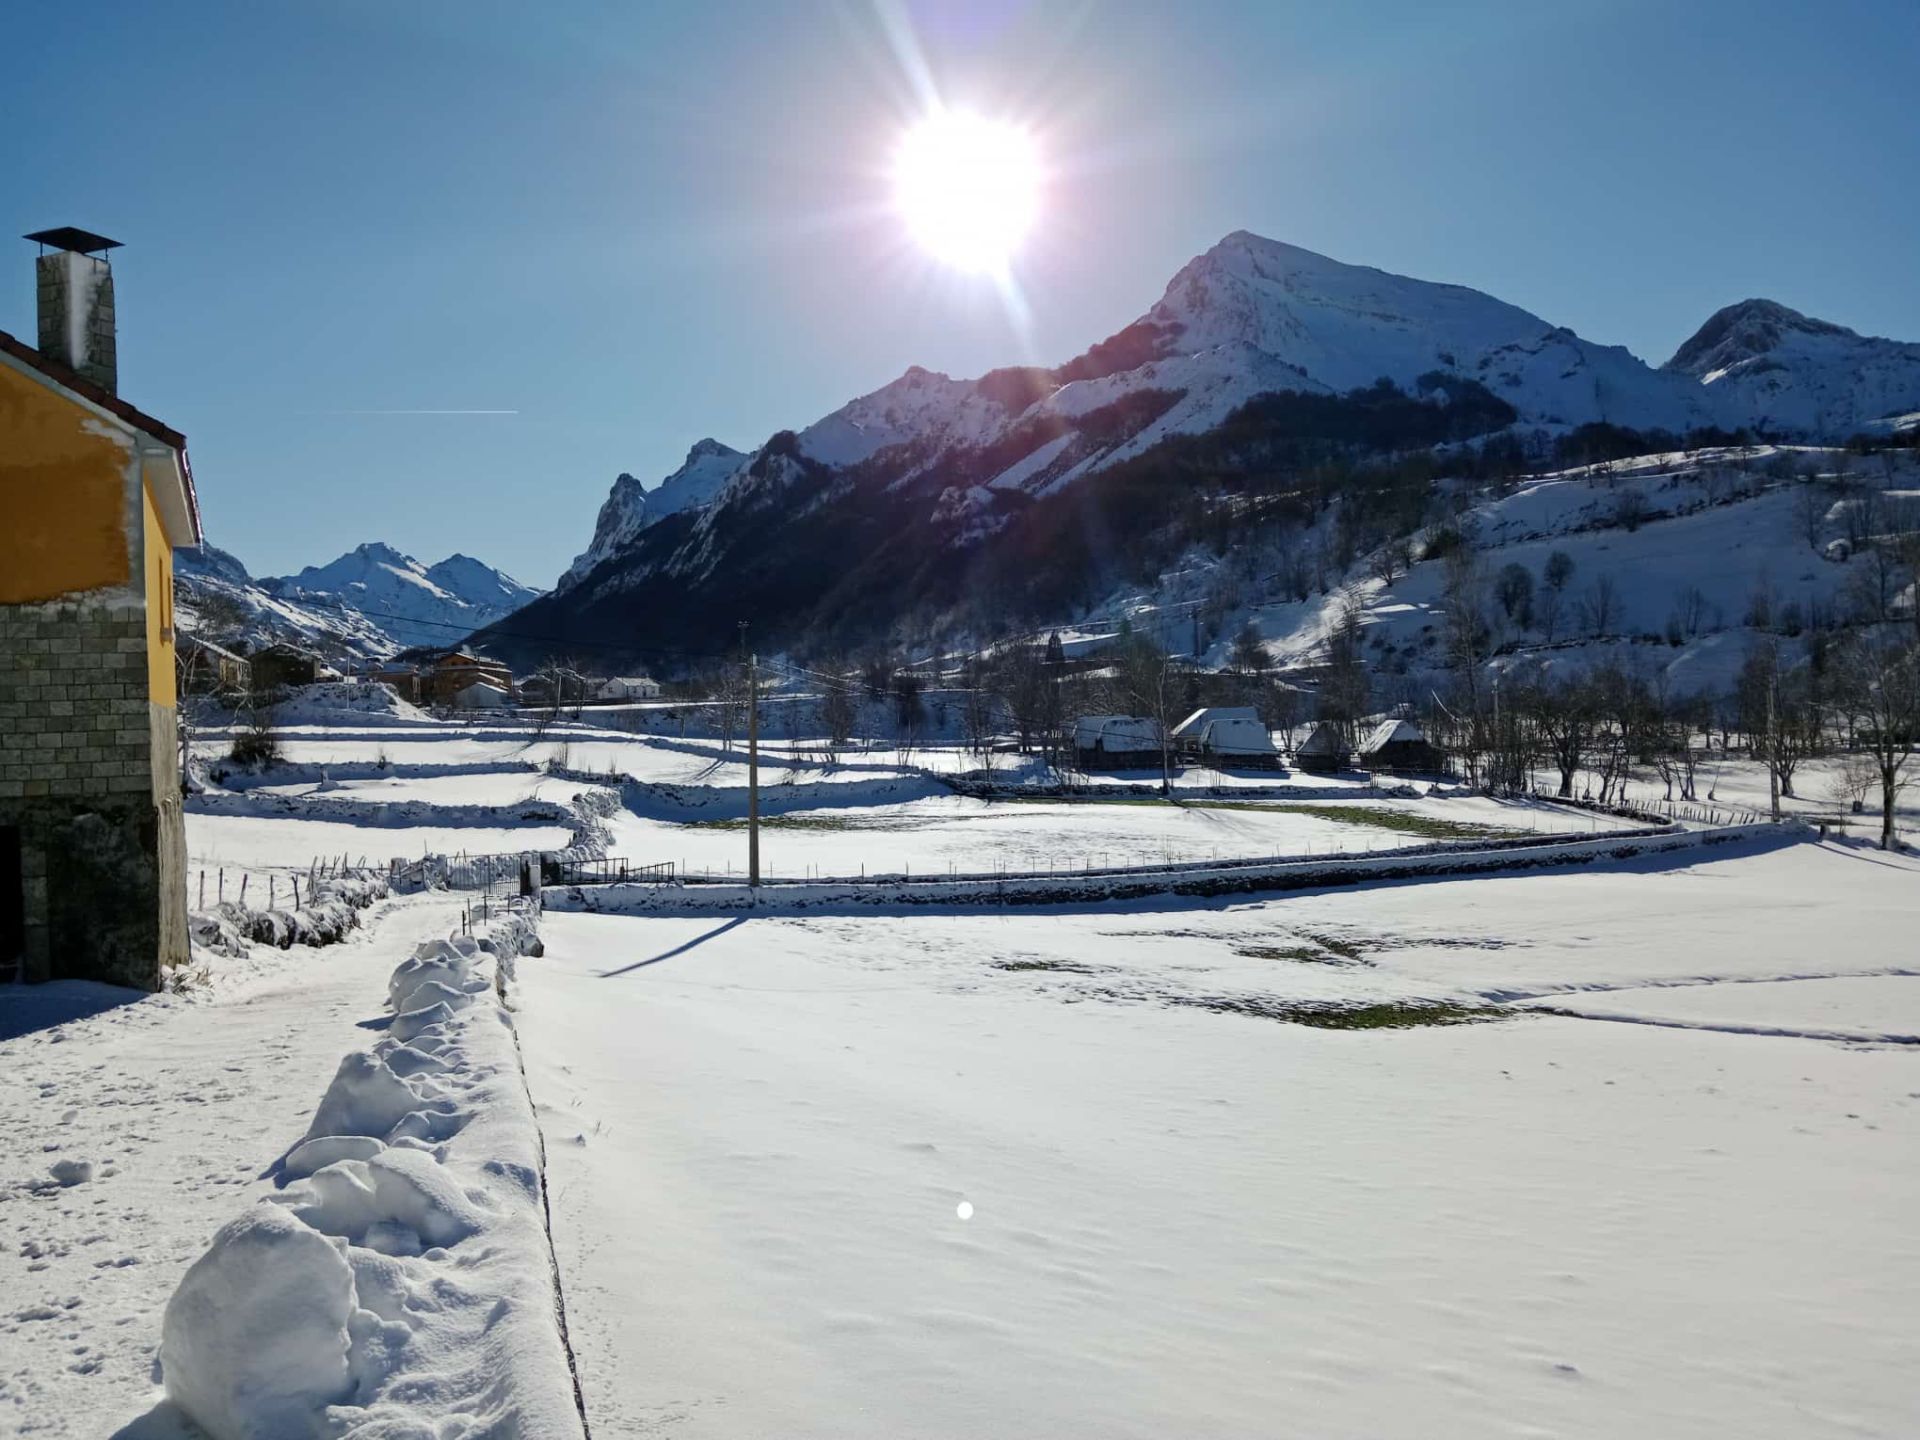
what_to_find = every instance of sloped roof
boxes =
[1074,714,1162,747]
[1197,716,1276,754]
[1295,722,1351,755]
[1172,705,1260,738]
[0,326,202,543]
[179,633,247,663]
[1360,717,1428,754]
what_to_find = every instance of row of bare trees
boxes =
[1426,633,1919,848]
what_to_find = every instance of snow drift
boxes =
[158,906,582,1440]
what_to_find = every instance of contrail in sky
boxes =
[312,408,521,415]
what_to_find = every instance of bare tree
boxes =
[1317,598,1372,744]
[1527,671,1599,799]
[1835,635,1920,849]
[1493,562,1535,630]
[819,656,856,762]
[1539,549,1576,643]
[1736,639,1823,814]
[1118,634,1183,795]
[1578,575,1622,638]
[1794,479,1830,551]
[1228,620,1270,679]
[229,684,283,768]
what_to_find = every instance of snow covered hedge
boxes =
[158,906,583,1439]
[189,872,390,957]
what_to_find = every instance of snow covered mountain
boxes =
[175,544,399,661]
[1663,298,1920,438]
[177,543,540,659]
[1121,232,1715,432]
[559,439,746,589]
[492,231,1920,667]
[265,543,540,650]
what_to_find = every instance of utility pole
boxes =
[741,620,760,886]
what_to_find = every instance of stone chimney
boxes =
[25,227,121,394]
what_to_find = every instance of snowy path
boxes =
[517,843,1920,1439]
[0,894,464,1436]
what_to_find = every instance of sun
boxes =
[892,109,1041,275]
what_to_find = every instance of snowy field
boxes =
[191,715,1645,881]
[519,837,1920,1439]
[605,791,1617,879]
[185,812,576,870]
[7,708,1912,1436]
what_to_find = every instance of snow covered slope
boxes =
[559,440,748,589]
[267,543,541,650]
[1220,444,1919,697]
[1665,298,1920,438]
[1132,232,1713,432]
[175,544,399,660]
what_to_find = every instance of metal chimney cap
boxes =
[24,227,123,255]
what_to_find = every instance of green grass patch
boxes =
[1297,930,1369,962]
[1197,801,1515,840]
[687,814,873,832]
[1234,944,1368,966]
[1002,794,1172,808]
[1175,997,1507,1028]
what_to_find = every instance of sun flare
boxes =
[892,109,1040,275]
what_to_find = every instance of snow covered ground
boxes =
[185,812,576,870]
[603,791,1616,880]
[8,707,1910,1436]
[518,837,1919,1439]
[0,895,467,1436]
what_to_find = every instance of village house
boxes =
[1358,716,1444,775]
[178,634,251,696]
[422,650,514,707]
[249,641,334,693]
[0,228,204,988]
[1293,722,1353,774]
[520,669,592,706]
[1171,705,1282,767]
[596,675,662,701]
[452,678,512,709]
[1071,714,1164,769]
[365,661,423,704]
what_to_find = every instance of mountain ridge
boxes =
[178,542,539,660]
[492,230,1920,668]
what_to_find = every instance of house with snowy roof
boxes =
[1171,706,1280,766]
[1072,714,1164,768]
[452,677,512,709]
[1358,716,1443,774]
[1293,722,1353,773]
[597,675,662,701]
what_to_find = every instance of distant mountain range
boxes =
[466,230,1920,668]
[176,542,540,660]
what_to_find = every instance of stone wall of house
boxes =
[0,600,172,988]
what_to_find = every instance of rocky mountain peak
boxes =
[1664,299,1854,378]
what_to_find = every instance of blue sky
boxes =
[6,0,1918,587]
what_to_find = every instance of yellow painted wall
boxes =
[0,360,133,603]
[143,480,176,708]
